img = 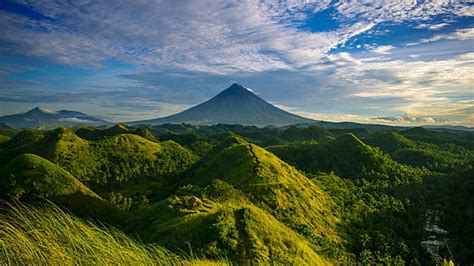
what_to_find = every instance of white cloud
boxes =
[454,5,474,17]
[415,23,449,30]
[58,117,101,124]
[372,114,449,124]
[371,45,395,55]
[334,1,467,23]
[407,27,474,46]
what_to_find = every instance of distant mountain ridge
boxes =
[131,83,315,127]
[0,107,109,128]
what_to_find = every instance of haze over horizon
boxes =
[0,1,473,126]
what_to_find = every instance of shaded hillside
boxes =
[365,131,472,172]
[268,133,421,183]
[0,154,126,224]
[364,131,416,154]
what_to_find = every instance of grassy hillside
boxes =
[0,127,198,207]
[365,131,472,172]
[364,131,416,154]
[268,133,421,183]
[0,202,226,265]
[128,179,334,264]
[76,123,158,142]
[0,153,126,224]
[124,137,346,263]
[187,137,340,241]
[0,135,10,143]
[0,153,96,198]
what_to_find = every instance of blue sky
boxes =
[0,0,473,126]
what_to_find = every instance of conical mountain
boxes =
[132,83,314,127]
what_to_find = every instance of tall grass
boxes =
[0,201,226,265]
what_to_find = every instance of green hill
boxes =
[126,137,343,263]
[279,125,332,143]
[365,131,416,154]
[0,134,10,143]
[365,131,471,172]
[186,136,339,241]
[268,133,420,182]
[136,200,329,264]
[76,123,158,142]
[0,127,198,208]
[0,153,126,224]
[0,153,96,199]
[129,180,333,264]
[1,127,197,186]
[75,123,130,140]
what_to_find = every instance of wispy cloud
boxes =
[372,114,449,124]
[415,23,450,30]
[370,45,395,55]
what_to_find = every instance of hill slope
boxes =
[0,127,198,208]
[186,136,339,240]
[132,83,314,127]
[0,153,126,223]
[268,133,420,182]
[127,137,342,263]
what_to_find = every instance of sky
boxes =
[0,0,473,126]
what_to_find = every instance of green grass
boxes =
[0,127,198,190]
[0,153,97,199]
[0,153,128,224]
[122,136,346,262]
[187,136,340,242]
[268,133,422,184]
[0,135,10,143]
[0,201,227,265]
[129,192,331,264]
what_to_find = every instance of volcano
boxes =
[133,83,314,127]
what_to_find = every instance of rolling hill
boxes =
[268,133,422,182]
[128,136,342,263]
[0,126,199,208]
[0,153,126,224]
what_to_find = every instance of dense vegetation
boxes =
[0,123,472,264]
[0,201,226,265]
